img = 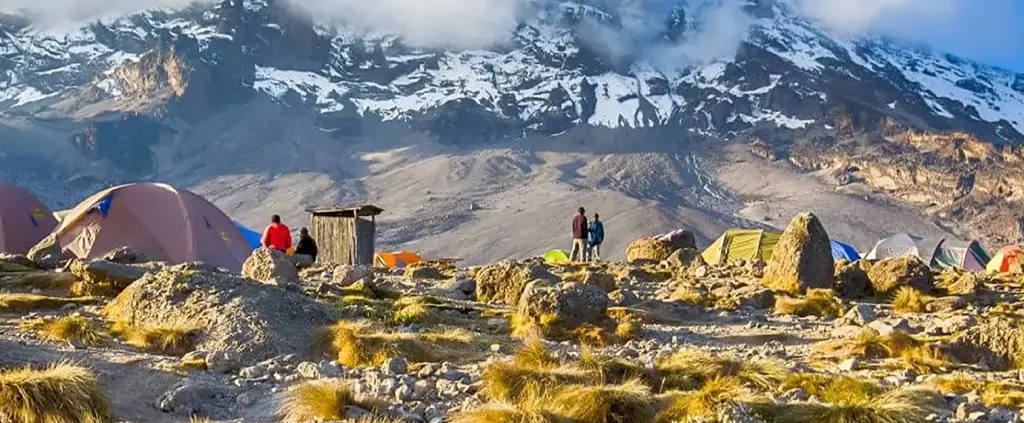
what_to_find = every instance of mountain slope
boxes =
[0,0,1021,259]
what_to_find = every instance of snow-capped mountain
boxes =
[2,0,1024,247]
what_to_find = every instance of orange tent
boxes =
[0,182,57,254]
[55,183,252,271]
[987,245,1024,273]
[375,251,423,268]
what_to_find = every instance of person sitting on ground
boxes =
[294,227,318,262]
[261,214,292,253]
[570,207,589,262]
[588,213,604,261]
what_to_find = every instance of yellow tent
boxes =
[375,251,423,268]
[543,249,571,264]
[701,229,782,265]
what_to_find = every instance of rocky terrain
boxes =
[1,213,1023,422]
[1,0,1023,261]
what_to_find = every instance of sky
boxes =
[0,0,1022,72]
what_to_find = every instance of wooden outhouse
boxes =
[306,204,383,265]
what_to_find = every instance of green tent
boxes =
[543,249,571,264]
[701,229,782,265]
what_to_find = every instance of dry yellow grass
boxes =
[931,376,1024,409]
[481,361,595,403]
[656,376,747,422]
[578,348,661,387]
[816,330,954,373]
[21,315,104,346]
[111,322,199,356]
[773,387,941,423]
[668,286,707,306]
[6,272,78,292]
[773,289,845,318]
[546,379,656,423]
[0,293,95,311]
[891,287,931,313]
[513,337,559,369]
[0,362,111,423]
[320,321,480,367]
[450,402,555,423]
[281,380,376,422]
[614,319,643,341]
[655,349,784,391]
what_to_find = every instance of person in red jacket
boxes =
[261,214,292,252]
[570,207,589,262]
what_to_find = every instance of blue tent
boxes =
[831,239,861,261]
[233,221,262,251]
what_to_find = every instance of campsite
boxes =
[1,181,1024,423]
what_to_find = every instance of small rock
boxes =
[333,265,373,287]
[318,361,342,378]
[296,362,321,379]
[780,388,810,402]
[206,351,239,374]
[831,325,865,339]
[418,363,440,378]
[838,357,860,372]
[608,288,639,306]
[384,357,409,375]
[395,383,414,402]
[956,402,986,420]
[239,366,264,380]
[841,304,878,326]
[156,381,234,419]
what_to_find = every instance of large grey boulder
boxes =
[156,380,236,419]
[242,247,300,289]
[332,265,373,287]
[761,213,834,294]
[949,318,1024,370]
[27,234,65,269]
[517,281,609,329]
[475,259,558,305]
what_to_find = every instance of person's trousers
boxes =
[589,243,601,261]
[570,238,586,262]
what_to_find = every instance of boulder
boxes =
[950,318,1024,370]
[837,304,878,326]
[662,248,704,269]
[241,247,300,288]
[625,237,674,263]
[26,234,65,269]
[156,380,235,419]
[728,285,776,310]
[761,213,834,294]
[332,265,373,287]
[608,288,639,306]
[517,281,609,329]
[69,259,149,293]
[475,259,558,305]
[834,260,872,298]
[581,271,617,293]
[102,247,148,264]
[105,262,335,365]
[661,230,698,252]
[937,270,985,296]
[404,263,447,281]
[866,258,934,294]
[288,254,315,269]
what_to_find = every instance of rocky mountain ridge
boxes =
[1,0,1024,248]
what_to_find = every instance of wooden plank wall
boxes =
[308,215,375,265]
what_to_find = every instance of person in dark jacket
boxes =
[570,207,589,262]
[588,213,604,261]
[294,227,318,262]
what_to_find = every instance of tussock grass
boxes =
[781,373,881,400]
[815,330,954,373]
[21,315,104,346]
[773,289,845,318]
[281,380,378,422]
[0,362,111,423]
[891,287,931,313]
[546,379,656,423]
[513,337,559,369]
[930,376,1024,409]
[481,361,595,403]
[0,293,95,311]
[655,349,784,391]
[656,377,747,422]
[773,387,942,423]
[319,321,480,367]
[111,322,199,356]
[614,319,643,341]
[450,402,555,423]
[579,348,661,387]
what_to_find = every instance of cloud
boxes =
[0,0,203,28]
[653,0,752,67]
[798,0,1024,71]
[287,0,529,50]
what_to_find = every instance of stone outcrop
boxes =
[761,213,834,294]
[474,260,559,305]
[241,247,300,289]
[105,262,335,364]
